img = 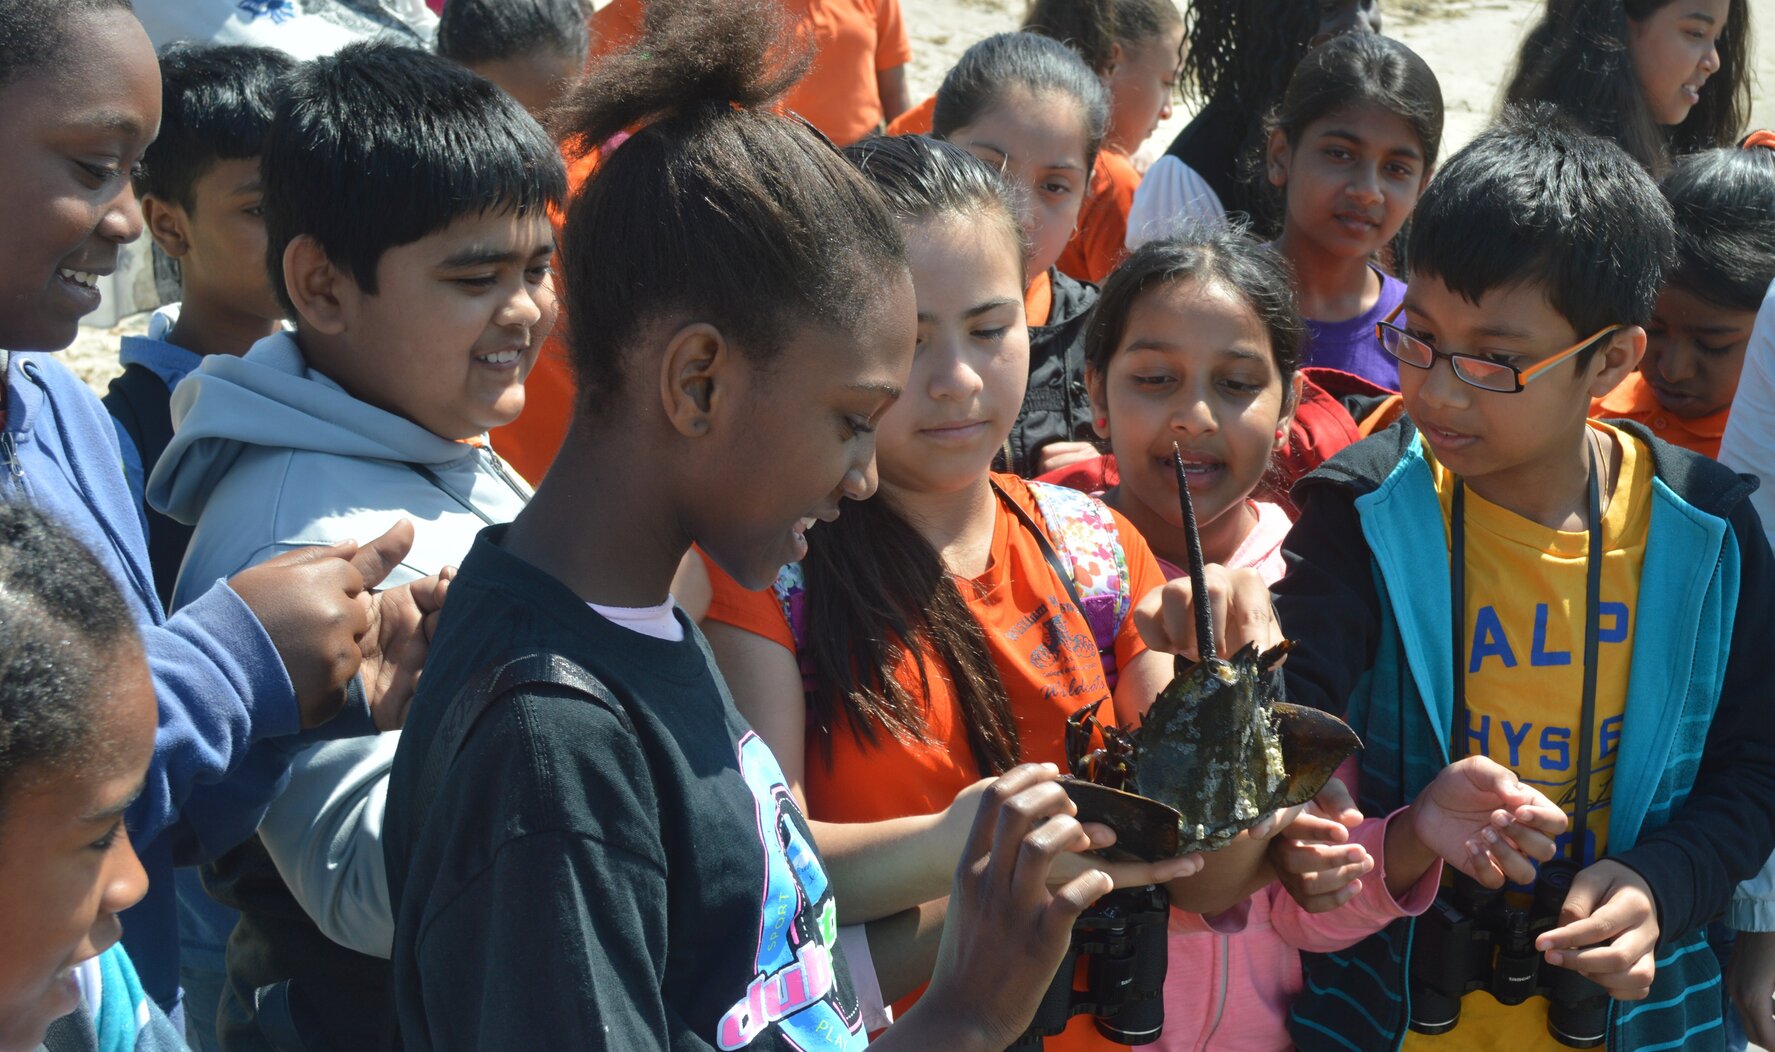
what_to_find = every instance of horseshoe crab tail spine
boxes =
[1173,442,1216,661]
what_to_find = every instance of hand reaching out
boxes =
[1406,756,1566,889]
[360,563,454,731]
[1270,776,1375,913]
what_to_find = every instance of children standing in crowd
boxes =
[701,134,1261,1049]
[0,503,181,1052]
[0,0,444,1026]
[1132,0,1378,242]
[383,2,1132,1048]
[1046,223,1566,1051]
[148,42,562,1051]
[1506,0,1750,172]
[933,32,1109,476]
[1265,32,1442,389]
[1144,106,1775,1051]
[1022,0,1185,284]
[1592,141,1775,457]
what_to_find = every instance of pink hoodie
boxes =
[1144,501,1443,1050]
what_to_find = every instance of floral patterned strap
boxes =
[1022,481,1132,681]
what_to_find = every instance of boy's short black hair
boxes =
[136,43,296,211]
[1408,103,1674,358]
[437,0,589,67]
[262,41,567,317]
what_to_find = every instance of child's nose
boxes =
[98,183,145,245]
[1701,41,1721,74]
[1170,395,1218,435]
[1347,169,1383,205]
[1653,343,1696,383]
[1417,355,1470,409]
[928,343,984,401]
[101,828,150,917]
[842,455,878,502]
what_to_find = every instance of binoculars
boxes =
[1012,883,1171,1046]
[1408,860,1610,1048]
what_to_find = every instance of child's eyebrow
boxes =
[71,110,147,137]
[847,381,902,399]
[1683,9,1718,23]
[81,778,146,824]
[964,298,1020,319]
[1471,322,1537,341]
[229,177,263,196]
[436,246,530,269]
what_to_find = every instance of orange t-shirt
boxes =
[1025,269,1054,328]
[487,145,601,484]
[1590,370,1729,459]
[703,474,1164,1051]
[588,0,911,147]
[1056,149,1139,285]
[885,92,935,136]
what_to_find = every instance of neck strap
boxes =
[1450,435,1604,861]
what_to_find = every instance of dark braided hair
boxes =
[0,504,138,814]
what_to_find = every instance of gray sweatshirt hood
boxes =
[149,331,482,525]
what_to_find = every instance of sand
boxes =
[61,0,1775,392]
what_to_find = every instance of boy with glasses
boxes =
[1137,104,1775,1050]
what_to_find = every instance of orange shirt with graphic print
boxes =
[589,0,910,146]
[703,474,1163,1051]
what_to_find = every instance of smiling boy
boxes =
[145,41,563,1051]
[1140,105,1775,1051]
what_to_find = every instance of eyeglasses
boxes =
[1375,303,1622,394]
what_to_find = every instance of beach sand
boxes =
[62,0,1775,391]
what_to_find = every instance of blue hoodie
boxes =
[0,349,300,1012]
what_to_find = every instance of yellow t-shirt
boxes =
[1403,421,1651,1050]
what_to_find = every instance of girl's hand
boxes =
[1270,777,1375,913]
[914,763,1114,1049]
[1537,860,1660,1000]
[1133,567,1280,661]
[1034,441,1101,475]
[1407,756,1566,888]
[939,775,1203,891]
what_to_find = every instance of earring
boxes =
[1095,417,1109,430]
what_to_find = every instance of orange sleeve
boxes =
[875,0,911,69]
[885,93,935,136]
[1106,505,1164,668]
[700,548,798,652]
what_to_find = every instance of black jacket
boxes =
[1003,268,1099,477]
[384,527,864,1051]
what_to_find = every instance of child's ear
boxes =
[1277,372,1306,440]
[1085,364,1110,438]
[659,322,728,438]
[1266,129,1291,189]
[282,235,349,336]
[142,195,191,258]
[1101,41,1124,80]
[1588,326,1647,399]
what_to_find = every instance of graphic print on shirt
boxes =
[718,731,864,1051]
[1010,593,1108,703]
[1462,598,1632,865]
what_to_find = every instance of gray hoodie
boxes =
[148,330,529,957]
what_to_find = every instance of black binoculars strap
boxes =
[1450,436,1604,863]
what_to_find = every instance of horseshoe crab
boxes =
[1061,446,1362,861]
